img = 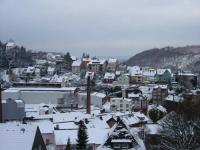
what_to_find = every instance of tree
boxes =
[160,112,200,150]
[64,52,73,70]
[149,107,165,123]
[76,120,88,150]
[65,137,71,150]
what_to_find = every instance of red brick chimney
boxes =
[0,84,2,123]
[86,76,91,114]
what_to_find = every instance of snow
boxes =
[165,94,183,102]
[0,122,37,150]
[5,87,77,92]
[145,124,162,135]
[53,112,91,123]
[108,58,117,63]
[153,84,168,89]
[122,112,149,126]
[104,72,115,79]
[111,139,132,143]
[72,60,82,67]
[128,93,140,98]
[156,69,171,75]
[85,71,95,79]
[148,104,167,113]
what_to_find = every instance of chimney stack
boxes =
[0,84,2,123]
[86,76,91,114]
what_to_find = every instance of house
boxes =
[6,40,17,50]
[53,113,110,150]
[107,58,118,72]
[128,93,148,113]
[88,59,106,73]
[26,66,35,76]
[152,85,168,105]
[129,66,143,84]
[30,120,54,148]
[175,72,197,90]
[110,97,132,112]
[2,87,79,104]
[82,57,91,69]
[85,71,95,80]
[114,74,129,86]
[142,67,156,83]
[144,124,163,149]
[47,66,55,75]
[2,98,26,122]
[155,69,172,84]
[72,60,82,74]
[0,122,47,150]
[103,72,116,83]
[99,117,146,150]
[163,94,184,112]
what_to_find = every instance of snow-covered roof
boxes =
[145,124,162,135]
[92,92,106,98]
[72,60,82,67]
[30,120,54,134]
[53,112,91,123]
[54,127,109,145]
[153,84,168,89]
[85,71,95,79]
[178,72,196,76]
[104,72,115,79]
[47,67,55,72]
[88,59,106,65]
[4,87,77,92]
[165,94,183,102]
[148,105,167,113]
[108,58,117,63]
[0,122,38,150]
[156,69,171,75]
[50,73,80,82]
[26,67,35,73]
[129,66,142,76]
[71,55,77,61]
[122,112,149,125]
[128,93,140,98]
[6,40,16,48]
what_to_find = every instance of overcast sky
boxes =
[0,0,200,58]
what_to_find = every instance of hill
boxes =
[126,46,200,72]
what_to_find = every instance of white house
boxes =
[72,60,82,74]
[110,97,132,112]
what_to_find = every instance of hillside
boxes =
[126,46,200,72]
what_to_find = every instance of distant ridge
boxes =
[126,45,200,72]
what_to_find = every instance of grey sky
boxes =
[0,0,200,58]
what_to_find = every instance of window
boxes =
[122,143,129,148]
[126,104,129,108]
[120,104,123,107]
[113,143,120,148]
[112,100,115,102]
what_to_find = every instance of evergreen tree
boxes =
[76,120,88,150]
[65,137,71,150]
[64,52,73,70]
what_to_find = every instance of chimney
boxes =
[86,76,91,114]
[0,84,2,123]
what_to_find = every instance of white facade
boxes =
[110,97,132,112]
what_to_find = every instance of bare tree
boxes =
[159,112,200,150]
